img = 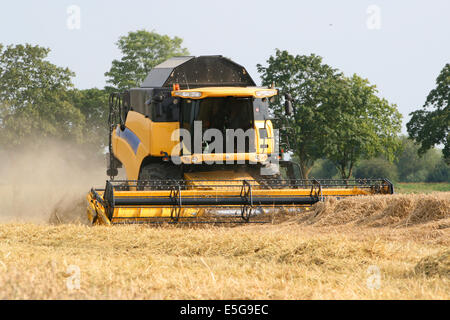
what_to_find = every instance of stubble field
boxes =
[0,192,448,300]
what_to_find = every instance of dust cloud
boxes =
[0,140,108,224]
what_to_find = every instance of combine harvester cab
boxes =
[87,56,394,225]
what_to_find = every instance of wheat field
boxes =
[0,192,448,300]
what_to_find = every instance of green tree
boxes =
[257,49,341,178]
[309,158,338,179]
[68,88,109,153]
[0,44,84,147]
[318,75,402,179]
[105,30,189,91]
[354,158,399,182]
[257,50,402,179]
[427,159,450,182]
[407,64,450,164]
[395,136,443,182]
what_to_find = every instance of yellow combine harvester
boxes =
[87,56,393,225]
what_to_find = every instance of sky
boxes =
[0,0,449,133]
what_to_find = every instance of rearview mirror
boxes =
[284,93,293,116]
[152,95,164,103]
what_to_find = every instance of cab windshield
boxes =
[180,97,255,154]
[181,97,253,132]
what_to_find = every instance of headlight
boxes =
[255,89,277,98]
[174,91,202,98]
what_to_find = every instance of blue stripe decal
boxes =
[116,127,141,154]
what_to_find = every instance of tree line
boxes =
[0,30,448,181]
[310,136,449,182]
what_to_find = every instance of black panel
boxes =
[140,56,256,89]
[150,88,179,122]
[129,88,153,116]
[128,88,179,122]
[166,56,256,88]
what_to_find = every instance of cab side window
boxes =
[151,97,180,122]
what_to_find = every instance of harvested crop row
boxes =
[299,192,450,228]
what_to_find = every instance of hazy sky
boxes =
[1,1,449,132]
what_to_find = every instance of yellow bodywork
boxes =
[112,111,180,180]
[112,87,275,180]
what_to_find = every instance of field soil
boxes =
[0,192,448,299]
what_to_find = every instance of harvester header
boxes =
[88,178,393,225]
